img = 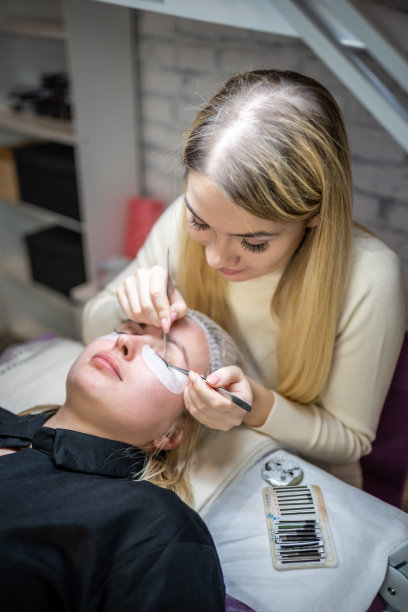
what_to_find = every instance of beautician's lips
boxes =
[92,352,122,380]
[217,267,246,276]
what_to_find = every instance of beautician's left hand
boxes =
[183,366,253,430]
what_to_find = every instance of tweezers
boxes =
[168,364,252,413]
[163,247,170,362]
[160,246,251,413]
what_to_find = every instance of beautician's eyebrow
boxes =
[184,196,278,239]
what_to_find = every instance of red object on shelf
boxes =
[125,197,165,258]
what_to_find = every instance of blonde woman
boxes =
[83,69,406,488]
[0,310,244,611]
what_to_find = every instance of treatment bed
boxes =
[1,334,407,612]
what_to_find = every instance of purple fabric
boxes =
[361,333,408,508]
[0,334,55,364]
[367,594,386,612]
[225,593,254,612]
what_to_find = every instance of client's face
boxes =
[65,318,208,450]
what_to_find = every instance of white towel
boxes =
[192,426,281,513]
[203,449,408,612]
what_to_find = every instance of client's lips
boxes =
[92,352,122,380]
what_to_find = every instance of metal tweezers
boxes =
[158,351,252,412]
[169,364,252,412]
[161,247,251,412]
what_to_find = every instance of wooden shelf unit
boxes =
[0,108,77,146]
[0,0,140,340]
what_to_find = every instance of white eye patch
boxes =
[100,332,120,341]
[142,345,187,394]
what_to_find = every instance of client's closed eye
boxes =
[115,321,146,335]
[100,332,120,341]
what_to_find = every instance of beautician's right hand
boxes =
[116,266,188,331]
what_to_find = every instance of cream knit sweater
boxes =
[83,196,406,487]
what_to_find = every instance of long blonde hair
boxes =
[136,414,201,506]
[178,69,353,404]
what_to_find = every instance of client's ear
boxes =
[153,422,186,451]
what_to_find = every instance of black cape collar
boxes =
[0,408,147,478]
[33,427,147,478]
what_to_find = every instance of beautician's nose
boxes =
[205,236,239,269]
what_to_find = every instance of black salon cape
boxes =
[0,407,225,611]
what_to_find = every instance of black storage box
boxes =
[14,142,81,220]
[24,226,86,296]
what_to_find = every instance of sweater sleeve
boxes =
[256,239,407,465]
[81,196,185,343]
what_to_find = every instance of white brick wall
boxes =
[133,11,408,304]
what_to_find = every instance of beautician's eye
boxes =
[188,215,209,231]
[241,239,269,253]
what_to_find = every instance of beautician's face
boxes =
[185,171,316,281]
[66,318,208,450]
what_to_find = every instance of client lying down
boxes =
[0,309,246,611]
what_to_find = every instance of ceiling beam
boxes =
[267,0,408,153]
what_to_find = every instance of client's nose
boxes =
[116,333,137,360]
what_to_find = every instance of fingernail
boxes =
[171,310,177,322]
[207,374,220,385]
[189,371,196,383]
[161,318,169,333]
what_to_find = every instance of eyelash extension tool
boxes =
[263,483,337,569]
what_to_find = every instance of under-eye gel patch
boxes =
[142,345,187,394]
[100,332,120,341]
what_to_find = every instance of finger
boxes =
[209,368,253,409]
[135,268,164,327]
[185,373,244,429]
[183,374,219,416]
[206,365,243,388]
[123,276,143,319]
[184,395,231,430]
[206,366,252,398]
[149,267,172,330]
[116,285,135,321]
[168,286,188,323]
[188,372,227,411]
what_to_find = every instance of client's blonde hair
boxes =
[134,414,201,507]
